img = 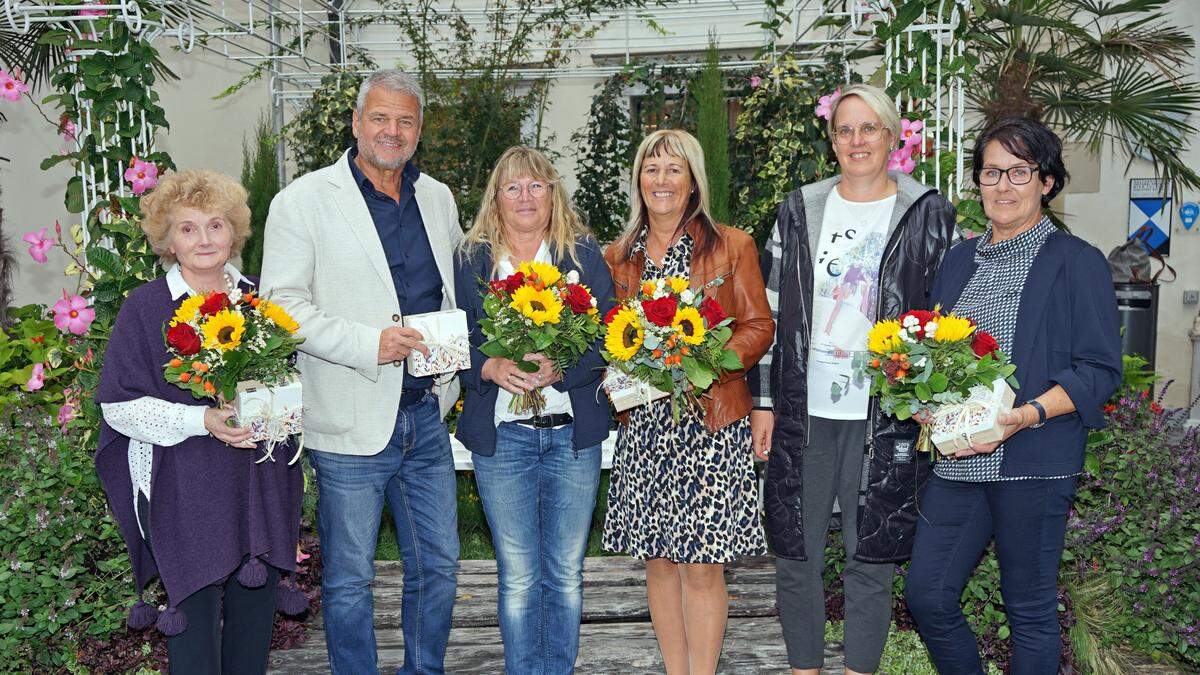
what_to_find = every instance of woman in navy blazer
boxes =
[454,146,615,674]
[904,118,1122,674]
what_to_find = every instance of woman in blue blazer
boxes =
[905,118,1122,674]
[454,146,615,674]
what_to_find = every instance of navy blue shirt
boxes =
[348,148,442,391]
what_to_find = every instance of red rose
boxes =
[971,330,1000,357]
[166,323,202,356]
[698,296,727,327]
[198,292,230,316]
[899,309,938,337]
[563,284,593,314]
[603,305,622,325]
[503,272,526,294]
[641,296,678,327]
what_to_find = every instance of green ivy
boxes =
[732,56,847,243]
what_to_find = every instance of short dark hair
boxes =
[972,117,1069,206]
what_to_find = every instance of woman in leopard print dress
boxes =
[602,129,774,674]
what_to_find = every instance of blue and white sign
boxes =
[1180,202,1199,233]
[1128,178,1172,255]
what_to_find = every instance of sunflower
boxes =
[170,294,206,327]
[665,276,690,294]
[258,300,299,334]
[517,260,561,287]
[200,309,247,351]
[934,314,975,343]
[510,285,563,325]
[867,319,903,354]
[672,307,706,345]
[604,308,644,361]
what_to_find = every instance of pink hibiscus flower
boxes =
[749,75,762,88]
[53,292,95,336]
[900,118,924,148]
[0,70,28,102]
[26,363,45,392]
[887,146,916,174]
[22,228,54,264]
[124,158,159,195]
[814,88,841,120]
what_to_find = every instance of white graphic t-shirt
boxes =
[807,188,896,420]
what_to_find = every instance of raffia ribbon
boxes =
[932,384,999,454]
[242,388,305,465]
[411,320,471,376]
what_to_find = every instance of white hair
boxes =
[827,83,902,145]
[356,69,425,123]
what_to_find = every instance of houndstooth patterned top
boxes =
[934,216,1076,482]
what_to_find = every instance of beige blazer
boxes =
[260,150,463,456]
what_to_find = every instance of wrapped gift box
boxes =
[235,376,303,443]
[930,378,1016,455]
[403,309,471,378]
[603,369,669,412]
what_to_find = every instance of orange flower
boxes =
[203,380,216,395]
[641,282,656,297]
[652,348,663,359]
[250,297,261,308]
[169,358,183,368]
[242,293,255,304]
[192,362,210,373]
[870,358,880,368]
[681,346,690,356]
[896,369,908,379]
[179,372,192,383]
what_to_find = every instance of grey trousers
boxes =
[776,416,894,673]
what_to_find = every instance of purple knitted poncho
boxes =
[94,277,306,634]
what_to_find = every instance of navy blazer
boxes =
[931,230,1122,477]
[453,236,616,456]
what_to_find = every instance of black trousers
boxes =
[138,491,279,675]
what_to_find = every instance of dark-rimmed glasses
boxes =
[978,166,1039,186]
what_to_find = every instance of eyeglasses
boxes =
[978,166,1039,186]
[833,122,887,144]
[499,181,552,200]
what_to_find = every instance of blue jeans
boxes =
[905,475,1079,675]
[472,422,602,674]
[309,394,460,675]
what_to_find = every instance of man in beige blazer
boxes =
[261,69,462,675]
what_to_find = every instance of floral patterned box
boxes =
[603,369,669,412]
[930,378,1016,455]
[402,309,471,378]
[234,376,303,444]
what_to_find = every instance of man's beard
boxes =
[358,135,412,171]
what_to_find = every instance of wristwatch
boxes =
[1027,400,1047,429]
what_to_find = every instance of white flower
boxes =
[565,270,580,284]
[680,289,695,304]
[924,321,938,335]
[590,296,597,307]
[902,315,920,327]
[914,357,927,368]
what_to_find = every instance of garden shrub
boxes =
[0,402,133,671]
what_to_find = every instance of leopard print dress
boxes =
[602,231,767,564]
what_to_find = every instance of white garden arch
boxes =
[2,0,970,226]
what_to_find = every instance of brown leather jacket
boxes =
[605,221,775,432]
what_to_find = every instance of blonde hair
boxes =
[612,129,720,261]
[461,146,592,276]
[826,83,902,146]
[139,170,252,264]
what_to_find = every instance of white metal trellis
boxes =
[4,0,969,195]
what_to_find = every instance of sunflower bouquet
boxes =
[861,308,1018,456]
[478,261,602,414]
[601,276,742,418]
[163,290,305,458]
